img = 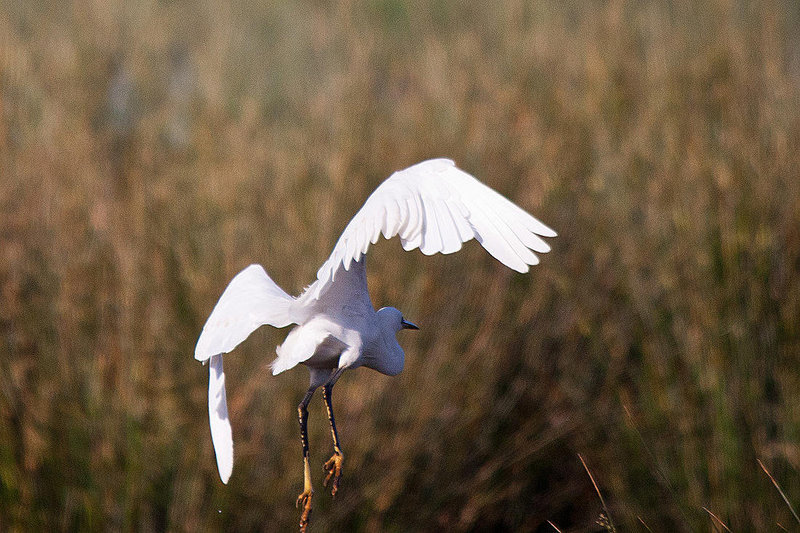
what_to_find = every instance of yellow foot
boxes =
[322,452,344,497]
[296,488,313,532]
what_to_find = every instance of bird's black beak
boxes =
[401,319,419,330]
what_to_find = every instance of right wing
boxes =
[308,159,556,300]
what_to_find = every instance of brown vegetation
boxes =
[2,1,800,530]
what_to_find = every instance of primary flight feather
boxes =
[194,158,556,531]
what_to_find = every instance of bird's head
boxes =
[377,306,419,334]
[369,307,417,377]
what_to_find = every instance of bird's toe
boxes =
[296,489,313,532]
[322,452,344,497]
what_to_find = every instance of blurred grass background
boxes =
[2,0,800,531]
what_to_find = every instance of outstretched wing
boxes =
[195,265,295,484]
[195,265,295,362]
[309,159,556,299]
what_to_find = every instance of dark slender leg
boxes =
[322,368,346,497]
[322,384,343,456]
[296,387,315,533]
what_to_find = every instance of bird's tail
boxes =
[195,264,295,361]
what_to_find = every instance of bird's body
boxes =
[272,259,405,385]
[194,158,556,531]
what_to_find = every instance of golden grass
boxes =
[2,0,800,530]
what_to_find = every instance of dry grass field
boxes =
[2,1,800,531]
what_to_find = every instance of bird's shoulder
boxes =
[298,258,372,313]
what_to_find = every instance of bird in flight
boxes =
[194,158,556,531]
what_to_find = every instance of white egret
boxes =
[194,158,555,531]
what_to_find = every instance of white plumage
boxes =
[311,158,554,299]
[194,158,556,501]
[207,354,233,483]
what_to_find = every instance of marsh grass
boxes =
[2,0,800,530]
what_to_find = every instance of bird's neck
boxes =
[364,335,405,377]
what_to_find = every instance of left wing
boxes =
[195,265,295,362]
[208,354,233,483]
